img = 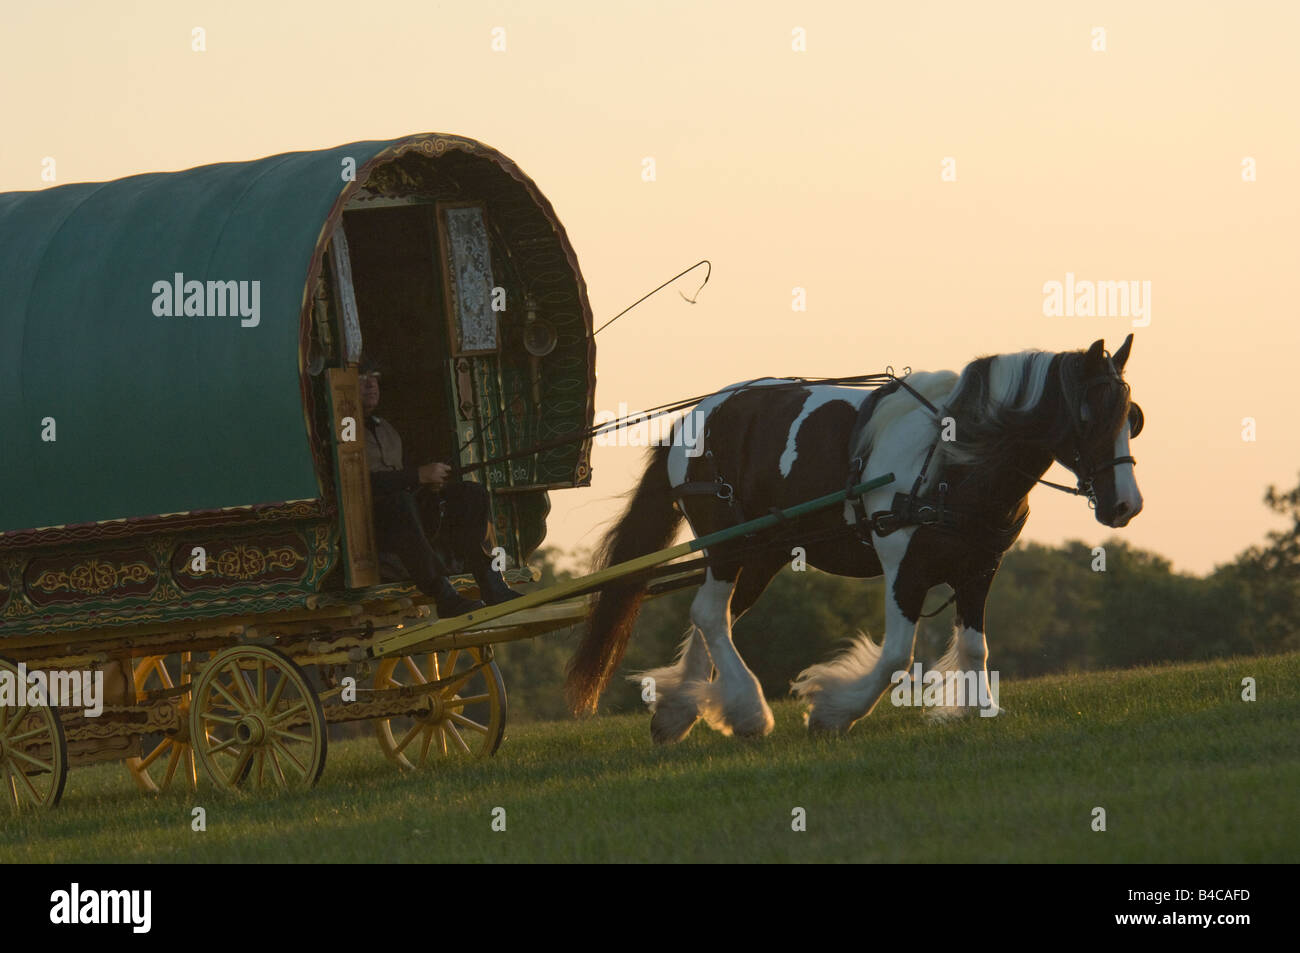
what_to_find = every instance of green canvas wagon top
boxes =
[0,133,595,638]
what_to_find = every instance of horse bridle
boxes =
[1035,360,1143,507]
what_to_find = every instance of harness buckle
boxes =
[870,510,900,536]
[715,480,734,502]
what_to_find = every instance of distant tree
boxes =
[1213,473,1300,655]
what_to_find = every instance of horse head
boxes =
[1054,334,1144,528]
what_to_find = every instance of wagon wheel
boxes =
[125,652,197,793]
[374,646,506,769]
[0,659,68,812]
[189,646,326,793]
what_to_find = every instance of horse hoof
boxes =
[728,706,775,739]
[804,708,850,735]
[650,700,700,745]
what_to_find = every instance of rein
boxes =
[456,370,914,476]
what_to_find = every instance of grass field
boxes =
[3,652,1297,863]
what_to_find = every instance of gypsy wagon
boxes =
[0,133,602,806]
[0,133,899,810]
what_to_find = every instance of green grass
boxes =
[3,652,1297,863]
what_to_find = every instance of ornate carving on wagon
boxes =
[0,558,30,618]
[23,550,158,607]
[310,524,336,577]
[172,534,308,590]
[439,203,500,355]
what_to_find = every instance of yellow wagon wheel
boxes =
[0,659,68,812]
[189,645,326,793]
[374,646,506,769]
[125,652,197,793]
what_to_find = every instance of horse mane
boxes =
[853,348,1124,481]
[932,350,1061,471]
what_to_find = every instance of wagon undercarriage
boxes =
[0,558,709,810]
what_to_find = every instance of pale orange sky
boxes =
[2,1,1296,575]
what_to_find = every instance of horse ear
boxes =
[1113,333,1134,372]
[1084,338,1106,369]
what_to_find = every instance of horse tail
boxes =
[565,443,683,715]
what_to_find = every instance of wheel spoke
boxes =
[6,745,54,773]
[256,659,266,707]
[162,744,182,787]
[226,747,253,786]
[5,725,51,745]
[199,713,239,726]
[418,725,434,764]
[226,662,255,709]
[269,702,307,726]
[156,658,175,691]
[394,721,423,756]
[205,735,240,756]
[443,693,489,709]
[271,728,315,745]
[10,760,44,804]
[447,711,487,734]
[441,673,475,697]
[210,678,246,714]
[267,744,288,786]
[139,739,170,769]
[1,707,29,738]
[265,669,289,712]
[445,721,472,755]
[402,656,425,684]
[270,736,305,776]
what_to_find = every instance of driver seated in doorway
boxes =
[359,354,523,618]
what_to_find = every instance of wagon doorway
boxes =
[341,205,455,470]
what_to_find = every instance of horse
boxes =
[564,335,1145,740]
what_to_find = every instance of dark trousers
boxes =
[372,482,494,596]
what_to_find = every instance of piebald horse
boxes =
[565,336,1144,740]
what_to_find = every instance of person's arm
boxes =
[369,465,420,495]
[369,462,450,495]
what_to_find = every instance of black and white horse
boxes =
[565,336,1144,740]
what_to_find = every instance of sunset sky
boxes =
[2,0,1296,575]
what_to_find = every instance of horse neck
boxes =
[942,368,1067,514]
[945,445,1053,515]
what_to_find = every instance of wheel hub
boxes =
[418,693,446,725]
[235,713,268,745]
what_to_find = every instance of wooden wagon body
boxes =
[0,134,603,804]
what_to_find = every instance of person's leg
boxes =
[372,490,484,616]
[439,482,524,605]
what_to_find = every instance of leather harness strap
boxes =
[671,428,746,526]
